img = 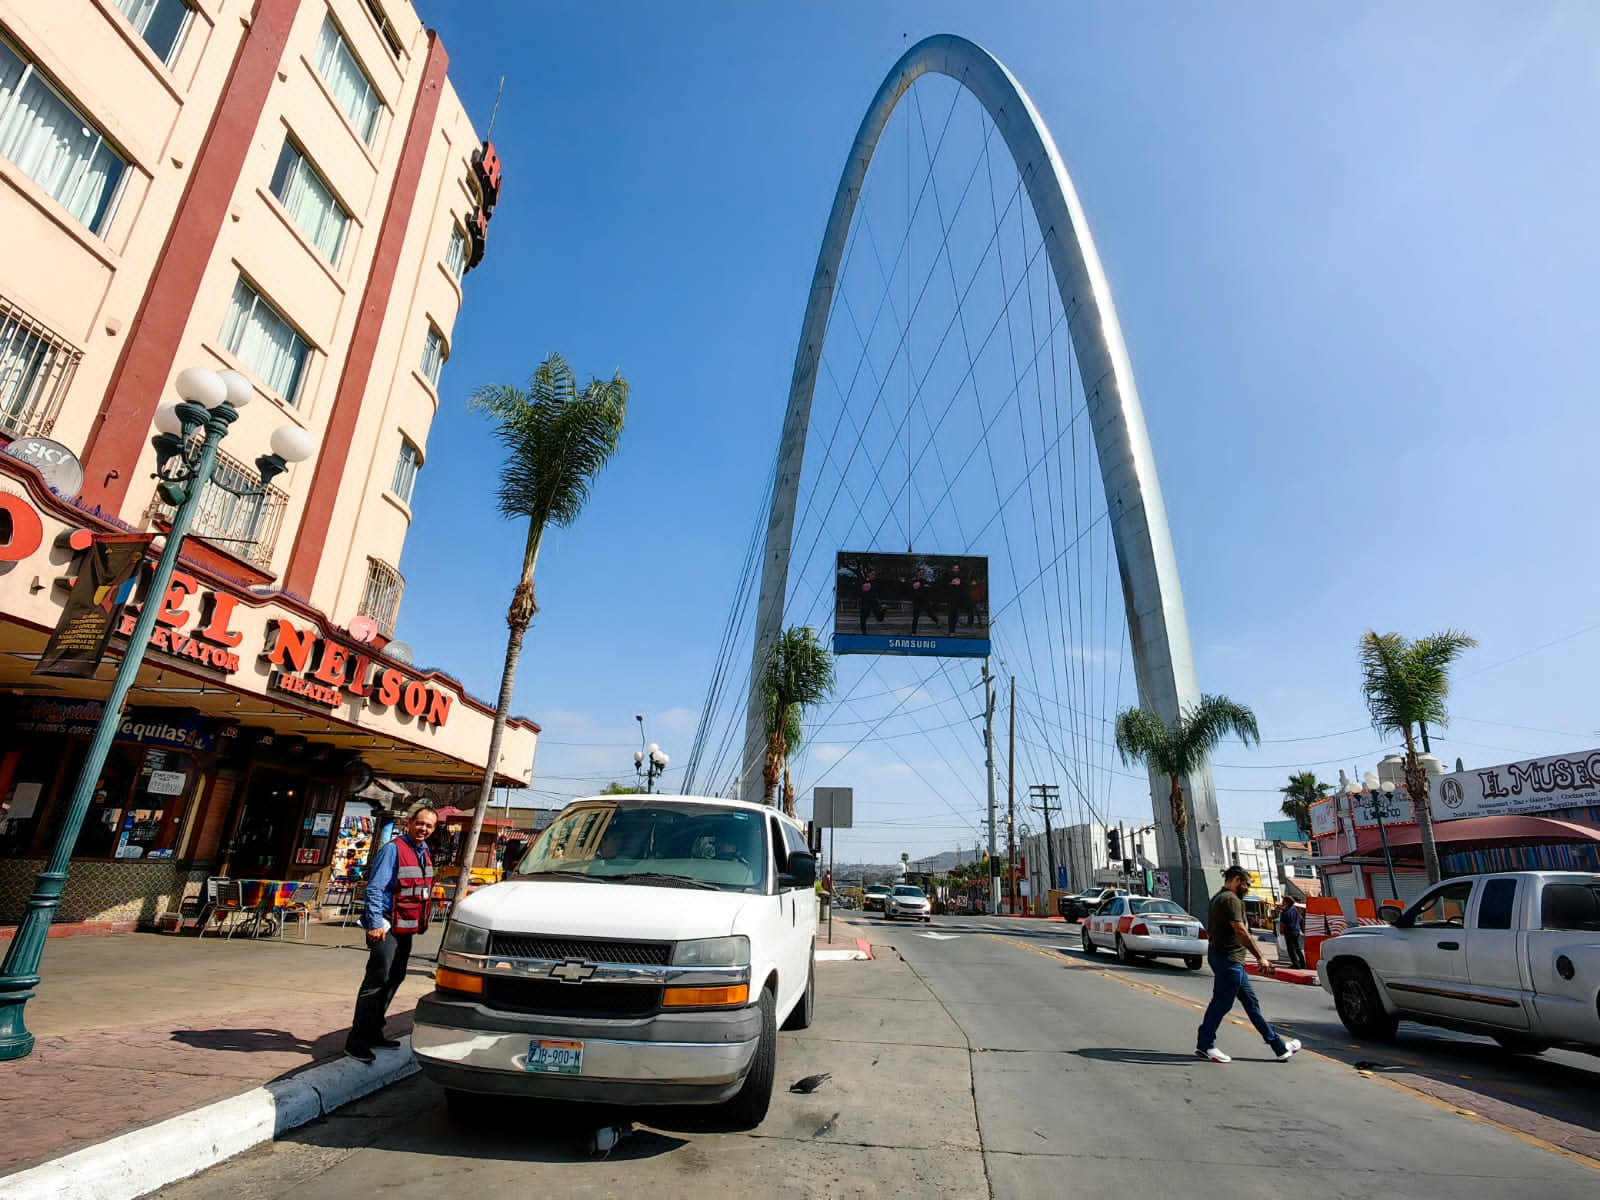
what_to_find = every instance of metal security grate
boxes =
[145,448,288,570]
[357,558,403,638]
[0,292,81,440]
[488,934,671,966]
[483,978,663,1019]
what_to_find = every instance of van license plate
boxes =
[525,1039,583,1075]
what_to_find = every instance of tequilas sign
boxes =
[1435,749,1600,821]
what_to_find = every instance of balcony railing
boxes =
[145,449,288,570]
[358,558,404,638]
[0,292,81,440]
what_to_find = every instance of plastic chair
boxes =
[340,881,368,926]
[192,876,227,934]
[279,881,320,942]
[203,880,244,939]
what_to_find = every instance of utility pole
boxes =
[1006,676,1016,916]
[1029,784,1060,896]
[982,660,998,915]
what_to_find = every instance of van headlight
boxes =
[441,920,490,955]
[672,935,750,967]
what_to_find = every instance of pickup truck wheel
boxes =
[718,988,777,1129]
[1491,1034,1551,1055]
[1331,963,1399,1042]
[1081,926,1097,955]
[782,957,815,1031]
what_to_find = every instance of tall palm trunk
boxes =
[1403,726,1440,884]
[1169,773,1196,916]
[763,728,784,807]
[452,532,541,918]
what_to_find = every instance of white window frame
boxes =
[269,137,350,265]
[219,277,311,405]
[390,437,420,505]
[0,34,130,235]
[420,326,446,390]
[112,0,194,68]
[313,16,382,145]
[444,222,467,282]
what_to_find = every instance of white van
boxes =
[412,794,819,1127]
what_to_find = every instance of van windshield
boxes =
[515,799,769,893]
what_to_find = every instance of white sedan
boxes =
[884,885,932,922]
[1081,896,1206,969]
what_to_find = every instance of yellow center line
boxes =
[989,933,1598,1172]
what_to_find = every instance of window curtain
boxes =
[223,280,308,403]
[315,20,379,142]
[272,143,347,262]
[115,0,191,65]
[0,44,126,232]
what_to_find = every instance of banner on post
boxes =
[34,535,150,677]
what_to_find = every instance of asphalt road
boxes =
[151,915,1598,1199]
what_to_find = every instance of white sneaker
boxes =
[1196,1046,1231,1063]
[1274,1038,1302,1062]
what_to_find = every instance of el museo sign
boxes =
[118,570,453,727]
[1437,748,1600,821]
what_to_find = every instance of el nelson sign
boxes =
[119,571,453,728]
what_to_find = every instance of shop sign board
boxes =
[833,551,990,658]
[4,435,84,499]
[35,534,151,677]
[8,699,223,752]
[146,770,187,796]
[1350,790,1416,830]
[1436,748,1600,821]
[1308,798,1338,839]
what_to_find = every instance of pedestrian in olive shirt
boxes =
[1196,866,1301,1063]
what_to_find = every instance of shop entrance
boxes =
[222,769,303,878]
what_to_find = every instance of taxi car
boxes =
[1081,895,1205,969]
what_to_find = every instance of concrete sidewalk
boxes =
[0,919,438,1185]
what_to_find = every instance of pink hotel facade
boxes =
[0,0,538,925]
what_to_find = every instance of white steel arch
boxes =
[743,34,1224,905]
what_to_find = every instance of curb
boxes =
[2,1040,419,1200]
[856,937,874,959]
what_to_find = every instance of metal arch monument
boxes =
[742,34,1226,907]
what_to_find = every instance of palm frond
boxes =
[1174,694,1260,775]
[1114,707,1175,774]
[1359,629,1476,736]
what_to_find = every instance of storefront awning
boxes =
[1343,815,1600,864]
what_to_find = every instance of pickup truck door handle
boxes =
[1437,940,1461,951]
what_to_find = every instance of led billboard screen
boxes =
[833,551,990,658]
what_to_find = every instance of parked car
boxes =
[884,884,932,922]
[411,794,819,1128]
[1317,871,1600,1054]
[1081,895,1205,968]
[863,884,893,913]
[1060,887,1129,922]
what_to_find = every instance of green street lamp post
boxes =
[0,367,312,1060]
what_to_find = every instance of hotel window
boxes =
[363,0,403,57]
[270,139,350,264]
[1,289,81,438]
[0,35,129,235]
[390,438,420,505]
[113,0,193,67]
[444,223,467,282]
[313,17,381,144]
[420,326,446,389]
[220,278,310,404]
[358,558,404,639]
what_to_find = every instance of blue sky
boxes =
[399,2,1600,861]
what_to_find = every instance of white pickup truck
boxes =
[1317,871,1600,1054]
[413,795,819,1127]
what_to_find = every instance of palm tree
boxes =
[1278,771,1329,833]
[451,354,629,914]
[761,626,835,815]
[1114,695,1261,915]
[1358,629,1476,884]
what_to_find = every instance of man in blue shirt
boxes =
[1279,897,1306,970]
[345,803,437,1063]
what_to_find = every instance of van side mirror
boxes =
[781,851,816,890]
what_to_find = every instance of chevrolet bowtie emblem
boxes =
[550,959,598,984]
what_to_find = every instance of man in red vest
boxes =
[345,803,437,1063]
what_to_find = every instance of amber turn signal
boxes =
[662,984,750,1008]
[435,967,485,995]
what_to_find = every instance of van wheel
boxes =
[1081,926,1097,955]
[1331,963,1399,1042]
[782,957,815,1031]
[1491,1033,1550,1055]
[718,989,777,1129]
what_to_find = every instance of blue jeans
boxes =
[1196,955,1282,1052]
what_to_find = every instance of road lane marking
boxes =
[920,932,961,940]
[987,933,1598,1171]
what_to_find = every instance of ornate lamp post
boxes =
[0,367,313,1060]
[633,714,668,793]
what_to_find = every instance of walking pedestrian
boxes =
[345,802,437,1063]
[1278,896,1306,970]
[1195,866,1301,1064]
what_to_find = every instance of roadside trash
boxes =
[1353,1061,1404,1073]
[588,1122,633,1159]
[790,1072,831,1094]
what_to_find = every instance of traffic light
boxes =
[1123,858,1134,875]
[1106,829,1122,859]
